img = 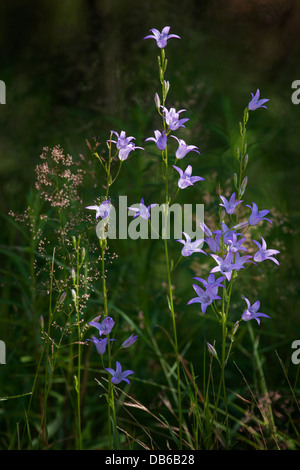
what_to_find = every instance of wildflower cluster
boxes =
[87,316,137,385]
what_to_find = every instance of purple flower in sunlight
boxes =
[170,135,200,159]
[105,361,134,385]
[193,273,224,295]
[145,130,167,150]
[122,334,138,349]
[163,107,189,130]
[187,285,221,315]
[111,130,136,149]
[241,296,270,325]
[234,252,253,269]
[87,336,116,355]
[210,251,244,281]
[172,164,205,189]
[248,89,269,111]
[119,143,144,161]
[128,198,157,220]
[89,317,115,336]
[85,199,111,219]
[143,26,180,49]
[253,236,280,265]
[176,232,206,257]
[219,193,243,215]
[246,202,272,226]
[227,233,248,253]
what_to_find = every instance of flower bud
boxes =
[71,289,77,303]
[154,93,161,110]
[207,342,218,360]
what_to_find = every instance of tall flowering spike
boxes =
[145,130,167,150]
[143,26,180,49]
[128,198,157,220]
[241,296,270,325]
[219,193,243,215]
[105,361,134,385]
[89,317,115,336]
[187,285,221,315]
[253,236,280,265]
[176,231,206,257]
[170,135,200,160]
[85,199,112,219]
[163,107,189,130]
[248,89,269,111]
[246,202,272,226]
[172,164,205,189]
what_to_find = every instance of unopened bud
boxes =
[71,289,77,303]
[207,342,218,360]
[241,176,248,195]
[154,93,161,110]
[58,291,67,305]
[71,268,76,284]
[243,154,249,170]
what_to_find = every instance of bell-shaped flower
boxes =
[248,89,269,111]
[89,317,115,336]
[246,202,272,226]
[128,198,157,220]
[87,336,116,355]
[193,273,224,295]
[110,130,136,150]
[176,232,206,257]
[219,192,243,215]
[241,296,270,325]
[253,236,280,265]
[171,135,200,160]
[172,164,205,189]
[187,284,221,315]
[210,251,245,281]
[85,199,112,219]
[163,107,189,130]
[105,361,134,385]
[145,130,167,150]
[144,26,180,49]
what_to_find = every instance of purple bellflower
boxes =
[253,236,280,265]
[210,251,245,281]
[246,202,272,226]
[219,193,243,215]
[171,135,200,160]
[193,273,224,295]
[85,199,111,219]
[187,284,221,315]
[128,198,157,220]
[119,143,144,161]
[144,26,180,49]
[87,336,116,355]
[105,361,134,385]
[163,107,189,130]
[122,334,138,349]
[89,317,115,336]
[248,89,269,111]
[111,130,136,149]
[172,164,205,189]
[241,296,270,325]
[227,233,248,253]
[145,130,167,150]
[176,232,206,257]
